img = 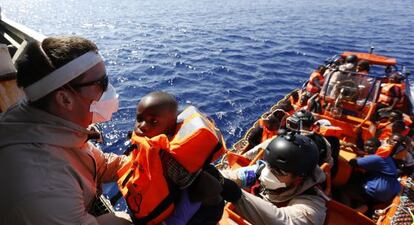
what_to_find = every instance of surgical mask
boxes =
[89,84,119,123]
[259,167,286,190]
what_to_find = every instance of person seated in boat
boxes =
[376,71,406,115]
[244,109,286,151]
[222,132,327,225]
[328,55,359,98]
[285,109,339,176]
[121,91,231,225]
[375,132,410,160]
[339,54,358,72]
[0,36,133,225]
[355,60,372,98]
[376,110,412,135]
[377,119,409,141]
[390,133,414,175]
[346,137,401,212]
[300,65,326,107]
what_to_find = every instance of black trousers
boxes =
[187,200,225,225]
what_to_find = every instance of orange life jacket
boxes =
[258,119,277,142]
[117,106,227,224]
[306,71,324,93]
[377,122,410,141]
[118,135,174,225]
[169,106,227,172]
[378,83,405,107]
[375,143,394,158]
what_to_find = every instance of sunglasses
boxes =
[71,74,109,91]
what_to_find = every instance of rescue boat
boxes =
[219,50,414,225]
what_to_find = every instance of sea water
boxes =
[2,0,414,210]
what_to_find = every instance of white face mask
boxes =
[89,84,119,124]
[259,167,287,190]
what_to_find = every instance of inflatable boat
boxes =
[219,50,414,225]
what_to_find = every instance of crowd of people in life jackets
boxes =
[0,35,413,225]
[238,53,414,217]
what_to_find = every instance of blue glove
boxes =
[237,164,259,187]
[163,190,201,225]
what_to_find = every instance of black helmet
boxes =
[345,54,358,64]
[286,109,315,131]
[264,132,319,177]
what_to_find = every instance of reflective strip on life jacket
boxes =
[306,71,324,93]
[378,83,405,107]
[170,106,226,173]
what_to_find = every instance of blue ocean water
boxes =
[2,0,414,208]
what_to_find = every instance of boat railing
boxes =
[0,9,46,63]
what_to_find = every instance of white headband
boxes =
[24,51,103,101]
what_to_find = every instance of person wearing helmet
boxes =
[339,54,358,71]
[328,55,359,98]
[221,132,327,225]
[285,109,339,177]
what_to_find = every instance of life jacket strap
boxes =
[131,179,179,225]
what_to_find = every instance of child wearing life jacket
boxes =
[134,91,222,199]
[118,91,237,225]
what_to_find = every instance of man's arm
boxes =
[235,191,326,225]
[90,143,127,183]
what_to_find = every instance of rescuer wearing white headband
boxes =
[22,43,119,125]
[0,36,130,225]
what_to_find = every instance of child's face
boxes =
[134,104,176,138]
[364,140,378,154]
